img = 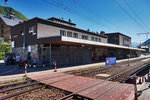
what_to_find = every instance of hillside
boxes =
[0,5,29,21]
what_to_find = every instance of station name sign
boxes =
[105,57,116,66]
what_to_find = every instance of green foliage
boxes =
[0,5,29,21]
[0,39,12,60]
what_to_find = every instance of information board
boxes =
[105,57,116,66]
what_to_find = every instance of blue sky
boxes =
[0,0,150,45]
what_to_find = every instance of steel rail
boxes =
[0,74,74,99]
[131,63,150,77]
[0,85,43,100]
[0,82,39,93]
[0,80,30,89]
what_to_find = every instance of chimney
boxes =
[68,18,71,23]
[100,31,105,35]
[10,13,15,19]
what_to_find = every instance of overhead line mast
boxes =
[137,32,150,40]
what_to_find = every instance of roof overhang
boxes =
[61,36,145,51]
[37,36,145,51]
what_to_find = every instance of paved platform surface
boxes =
[138,76,150,100]
[29,72,134,100]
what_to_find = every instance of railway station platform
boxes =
[29,72,134,100]
[0,55,150,82]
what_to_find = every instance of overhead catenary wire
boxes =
[112,0,147,32]
[123,0,149,31]
[41,0,115,30]
[74,0,131,34]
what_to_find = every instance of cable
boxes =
[112,0,147,32]
[74,0,131,34]
[123,0,149,31]
[40,0,115,30]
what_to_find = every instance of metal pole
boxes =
[23,22,25,60]
[50,43,51,66]
[128,46,130,66]
[133,77,138,100]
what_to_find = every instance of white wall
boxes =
[37,23,60,38]
[37,23,107,43]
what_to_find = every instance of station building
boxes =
[0,14,23,42]
[105,32,131,47]
[11,17,144,66]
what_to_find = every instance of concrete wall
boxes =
[37,23,107,43]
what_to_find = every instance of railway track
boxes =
[60,59,150,100]
[0,58,149,100]
[0,80,45,100]
[0,78,68,100]
[66,58,149,82]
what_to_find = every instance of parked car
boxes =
[4,53,16,65]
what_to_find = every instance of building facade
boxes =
[11,17,143,66]
[105,32,131,47]
[0,14,23,41]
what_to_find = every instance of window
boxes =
[91,37,94,41]
[67,31,72,37]
[29,26,36,35]
[33,26,36,35]
[95,37,98,41]
[73,33,78,38]
[1,24,4,28]
[124,37,129,41]
[1,30,3,35]
[98,38,101,42]
[20,31,24,35]
[29,27,33,33]
[82,35,88,40]
[60,30,66,36]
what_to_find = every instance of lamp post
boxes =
[22,22,26,60]
[127,45,130,66]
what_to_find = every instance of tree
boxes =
[0,39,11,60]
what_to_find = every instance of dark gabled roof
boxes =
[105,32,131,39]
[0,15,23,26]
[47,17,76,26]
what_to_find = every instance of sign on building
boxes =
[28,45,31,52]
[11,41,15,48]
[105,57,116,66]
